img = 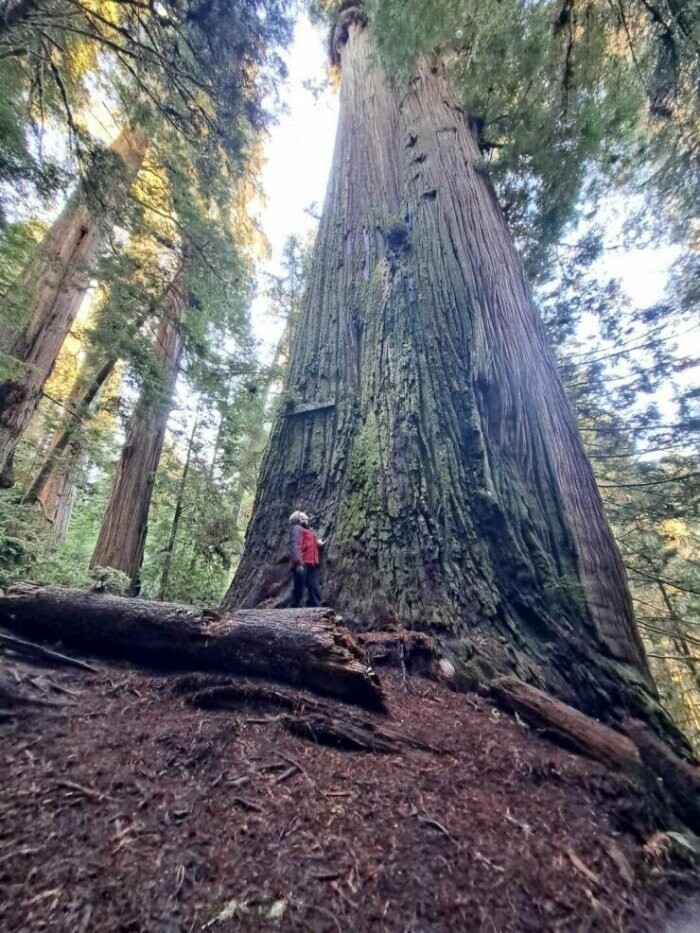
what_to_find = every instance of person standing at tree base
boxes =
[289,511,324,608]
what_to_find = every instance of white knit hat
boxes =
[289,510,309,525]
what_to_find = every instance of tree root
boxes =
[178,676,443,755]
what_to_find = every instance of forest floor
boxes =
[0,654,698,932]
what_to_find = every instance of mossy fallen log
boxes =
[490,675,643,773]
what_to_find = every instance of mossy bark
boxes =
[225,19,667,733]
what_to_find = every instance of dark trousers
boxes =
[291,565,321,608]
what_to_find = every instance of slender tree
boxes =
[90,276,184,593]
[224,6,678,734]
[157,401,200,601]
[26,355,116,541]
[0,125,148,487]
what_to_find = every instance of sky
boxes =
[249,17,338,360]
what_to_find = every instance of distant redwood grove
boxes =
[224,9,679,741]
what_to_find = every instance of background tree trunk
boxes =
[0,125,148,487]
[27,356,116,542]
[224,15,661,729]
[26,297,160,538]
[90,277,184,593]
[158,402,199,600]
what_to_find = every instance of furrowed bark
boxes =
[0,585,386,711]
[90,276,184,593]
[0,125,148,488]
[224,10,668,737]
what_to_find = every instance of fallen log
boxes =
[491,675,700,833]
[490,676,642,773]
[0,585,385,711]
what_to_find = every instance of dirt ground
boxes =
[0,654,697,932]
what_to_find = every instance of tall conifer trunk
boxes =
[26,299,156,539]
[90,278,184,593]
[0,125,148,487]
[157,402,199,601]
[225,13,663,727]
[27,356,117,542]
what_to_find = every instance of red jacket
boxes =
[291,524,320,567]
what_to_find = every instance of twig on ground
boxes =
[273,765,300,784]
[0,632,98,673]
[30,675,80,698]
[55,779,115,802]
[232,796,262,813]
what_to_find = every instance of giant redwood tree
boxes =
[225,5,672,730]
[0,126,148,488]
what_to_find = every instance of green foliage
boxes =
[0,1,292,223]
[0,494,42,588]
[0,219,46,360]
[359,0,697,278]
[538,225,700,749]
[0,491,95,590]
[0,58,66,223]
[89,565,131,596]
[0,0,295,602]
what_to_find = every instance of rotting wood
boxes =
[490,676,642,773]
[356,629,439,675]
[283,711,440,754]
[0,584,385,711]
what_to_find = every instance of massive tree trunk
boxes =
[0,125,148,487]
[90,277,184,593]
[224,11,662,730]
